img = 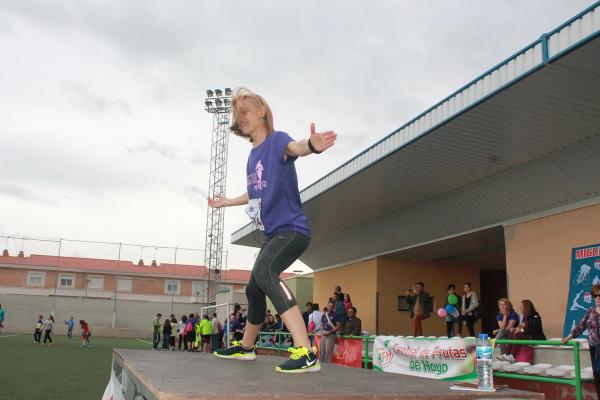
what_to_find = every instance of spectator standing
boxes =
[307,303,322,334]
[302,302,312,328]
[211,313,221,352]
[201,315,212,353]
[169,315,177,350]
[162,318,172,351]
[65,317,75,339]
[178,315,188,351]
[406,282,432,336]
[444,284,459,338]
[341,307,362,336]
[42,315,54,346]
[0,304,4,334]
[152,313,162,350]
[33,315,43,344]
[80,320,92,348]
[320,301,341,362]
[458,282,479,337]
[563,283,600,398]
[343,294,353,313]
[185,313,196,352]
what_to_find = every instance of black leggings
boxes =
[245,230,310,325]
[589,347,600,399]
[459,315,476,337]
[43,330,52,344]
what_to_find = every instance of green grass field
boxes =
[0,333,153,400]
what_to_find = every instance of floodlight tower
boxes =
[203,88,232,304]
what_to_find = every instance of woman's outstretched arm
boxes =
[285,123,337,157]
[208,193,249,208]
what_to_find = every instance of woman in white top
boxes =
[42,315,55,345]
[458,282,479,337]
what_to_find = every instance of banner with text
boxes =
[373,336,476,380]
[563,243,600,337]
[314,336,364,368]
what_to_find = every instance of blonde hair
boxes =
[498,298,513,311]
[230,87,274,142]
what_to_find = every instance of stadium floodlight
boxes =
[203,87,231,303]
[205,100,212,107]
[206,90,214,98]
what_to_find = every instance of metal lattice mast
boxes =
[204,88,232,304]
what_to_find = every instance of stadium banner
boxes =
[313,336,364,368]
[563,243,600,337]
[373,336,476,380]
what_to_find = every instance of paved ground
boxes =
[115,349,545,399]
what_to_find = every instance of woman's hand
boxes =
[309,122,337,153]
[208,194,228,208]
[561,336,570,345]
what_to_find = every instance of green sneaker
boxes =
[276,346,321,373]
[213,340,256,361]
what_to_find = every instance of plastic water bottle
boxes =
[476,333,493,390]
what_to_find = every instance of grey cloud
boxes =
[189,153,207,166]
[127,140,180,160]
[0,182,60,207]
[64,81,132,115]
[0,135,156,195]
[183,184,208,207]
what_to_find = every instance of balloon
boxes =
[437,307,447,318]
[445,304,456,314]
[450,308,460,319]
[448,294,458,305]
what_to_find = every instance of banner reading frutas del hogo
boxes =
[373,336,477,381]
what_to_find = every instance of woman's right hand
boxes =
[561,337,570,345]
[208,194,228,208]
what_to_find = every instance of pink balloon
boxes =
[437,307,447,318]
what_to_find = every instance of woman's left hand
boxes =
[309,122,337,153]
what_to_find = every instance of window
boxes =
[116,278,132,292]
[58,274,75,288]
[165,280,180,295]
[87,276,104,290]
[397,296,410,311]
[192,281,207,295]
[27,271,45,287]
[218,284,232,295]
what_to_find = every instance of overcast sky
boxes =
[0,0,592,271]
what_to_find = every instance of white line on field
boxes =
[0,334,21,338]
[137,338,153,345]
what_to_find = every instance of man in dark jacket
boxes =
[341,307,362,336]
[406,282,433,336]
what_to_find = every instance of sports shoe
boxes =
[276,346,321,373]
[213,340,256,360]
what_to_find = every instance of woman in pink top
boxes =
[344,294,353,313]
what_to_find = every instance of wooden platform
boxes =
[111,349,544,400]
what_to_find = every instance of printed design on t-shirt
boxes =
[245,198,264,231]
[248,160,268,191]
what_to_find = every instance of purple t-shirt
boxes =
[496,310,519,325]
[246,131,310,238]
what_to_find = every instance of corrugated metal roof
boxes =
[232,3,600,270]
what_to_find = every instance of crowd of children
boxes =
[32,314,92,348]
[152,312,224,352]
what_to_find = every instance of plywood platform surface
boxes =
[113,349,544,400]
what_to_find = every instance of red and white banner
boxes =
[313,336,364,368]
